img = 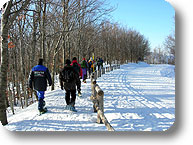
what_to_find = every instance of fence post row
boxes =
[90,64,121,79]
[90,72,115,131]
[89,64,120,131]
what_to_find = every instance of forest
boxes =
[0,0,175,125]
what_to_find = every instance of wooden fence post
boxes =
[94,71,97,79]
[102,68,105,74]
[98,69,101,77]
[111,66,113,71]
[95,85,104,124]
[90,74,115,131]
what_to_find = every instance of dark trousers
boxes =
[65,90,76,107]
[38,98,45,111]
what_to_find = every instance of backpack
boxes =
[89,60,93,68]
[73,63,80,74]
[62,69,74,83]
[81,60,87,68]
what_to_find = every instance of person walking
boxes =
[71,57,82,96]
[99,58,103,68]
[28,58,52,114]
[88,57,94,74]
[97,57,101,71]
[81,58,88,83]
[59,59,80,111]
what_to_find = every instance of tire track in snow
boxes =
[120,67,174,118]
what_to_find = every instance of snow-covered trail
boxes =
[5,83,105,131]
[5,63,175,131]
[98,63,175,131]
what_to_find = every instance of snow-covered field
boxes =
[5,62,175,131]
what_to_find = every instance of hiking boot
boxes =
[39,107,47,114]
[70,105,77,112]
[83,80,86,83]
[78,90,81,95]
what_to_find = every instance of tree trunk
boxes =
[42,0,47,62]
[51,58,56,90]
[51,35,63,90]
[31,11,37,68]
[0,0,30,125]
[0,2,12,126]
[62,0,70,63]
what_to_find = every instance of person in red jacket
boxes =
[71,57,82,96]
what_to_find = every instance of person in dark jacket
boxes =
[71,57,82,96]
[59,59,80,111]
[28,58,52,114]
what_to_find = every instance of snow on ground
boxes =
[5,62,175,131]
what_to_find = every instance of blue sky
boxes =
[107,0,175,50]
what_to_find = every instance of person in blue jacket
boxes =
[28,59,52,114]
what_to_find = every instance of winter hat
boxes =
[66,59,71,65]
[72,57,77,61]
[38,58,43,65]
[83,58,86,60]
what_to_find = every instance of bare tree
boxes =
[164,32,175,64]
[0,0,30,126]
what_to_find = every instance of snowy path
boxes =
[5,63,175,131]
[98,63,175,131]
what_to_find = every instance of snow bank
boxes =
[160,65,175,78]
[137,61,150,67]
